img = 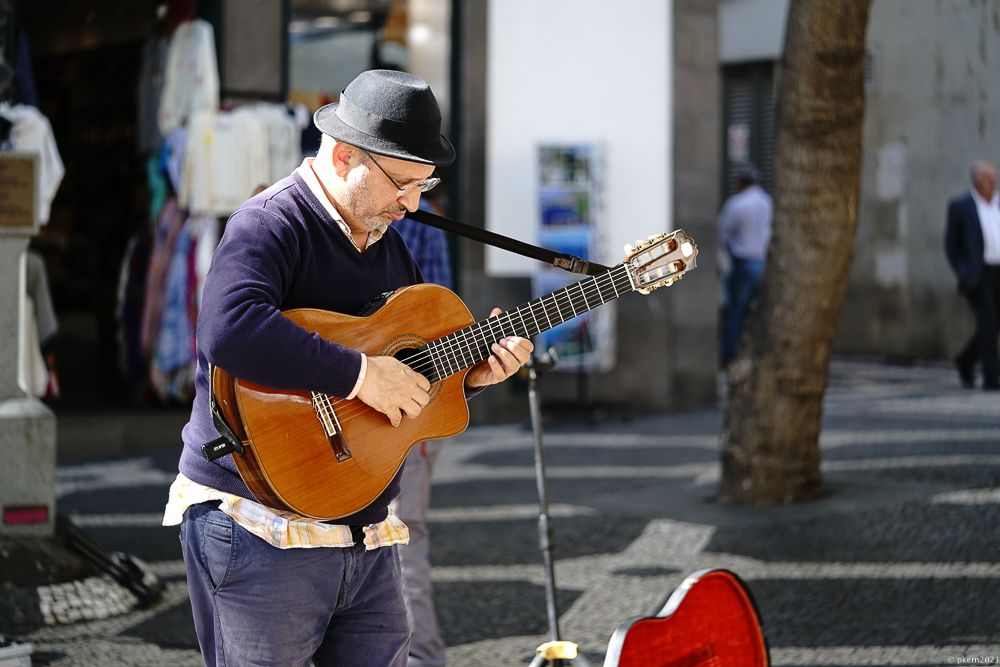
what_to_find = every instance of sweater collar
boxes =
[295,158,386,251]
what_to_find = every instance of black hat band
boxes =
[335,93,442,146]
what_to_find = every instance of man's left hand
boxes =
[464,308,534,389]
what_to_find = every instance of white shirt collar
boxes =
[295,158,386,251]
[971,188,999,209]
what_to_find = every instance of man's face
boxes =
[340,152,435,234]
[974,164,998,201]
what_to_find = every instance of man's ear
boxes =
[330,142,359,178]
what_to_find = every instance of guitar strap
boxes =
[407,209,611,276]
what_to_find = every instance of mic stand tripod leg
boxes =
[522,351,591,667]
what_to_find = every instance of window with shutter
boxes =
[721,62,776,200]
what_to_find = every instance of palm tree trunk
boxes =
[718,0,873,506]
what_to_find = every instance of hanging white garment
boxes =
[158,19,220,136]
[164,126,188,194]
[247,102,305,186]
[191,215,220,311]
[25,249,57,344]
[0,103,65,225]
[180,109,269,216]
[19,294,48,398]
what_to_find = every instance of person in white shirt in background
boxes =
[717,165,773,370]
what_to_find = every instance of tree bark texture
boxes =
[719,0,872,506]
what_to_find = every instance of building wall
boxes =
[481,0,676,414]
[671,0,722,408]
[484,0,672,276]
[456,1,720,419]
[838,0,1000,358]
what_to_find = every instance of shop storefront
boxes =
[4,0,439,410]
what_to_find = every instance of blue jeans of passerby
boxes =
[720,257,766,366]
[179,502,410,667]
[389,444,447,667]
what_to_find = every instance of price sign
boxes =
[0,153,38,230]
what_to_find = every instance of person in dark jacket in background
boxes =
[945,159,1000,390]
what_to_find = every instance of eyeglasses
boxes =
[363,149,441,197]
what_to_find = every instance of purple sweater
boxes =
[178,171,422,525]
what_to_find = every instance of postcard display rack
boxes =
[533,144,615,373]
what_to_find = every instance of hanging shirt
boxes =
[971,188,1000,266]
[158,19,219,136]
[141,197,187,358]
[247,102,306,186]
[154,217,197,375]
[180,108,270,216]
[162,126,187,194]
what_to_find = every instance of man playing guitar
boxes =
[162,69,532,667]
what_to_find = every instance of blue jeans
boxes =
[180,502,410,667]
[721,257,766,366]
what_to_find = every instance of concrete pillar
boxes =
[0,155,57,538]
[669,0,722,407]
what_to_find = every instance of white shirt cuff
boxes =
[346,353,367,400]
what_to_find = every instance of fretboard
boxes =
[416,264,634,383]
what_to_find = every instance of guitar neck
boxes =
[418,264,635,382]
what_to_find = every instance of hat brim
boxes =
[314,103,456,167]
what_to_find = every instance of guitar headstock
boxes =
[624,230,698,294]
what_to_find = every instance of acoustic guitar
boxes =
[603,569,769,667]
[211,230,698,519]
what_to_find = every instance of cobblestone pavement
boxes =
[21,358,1000,665]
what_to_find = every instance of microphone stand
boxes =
[522,349,591,667]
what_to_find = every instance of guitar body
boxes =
[212,283,476,520]
[602,569,769,667]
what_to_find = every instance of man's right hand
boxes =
[356,356,431,427]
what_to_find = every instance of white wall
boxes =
[486,0,672,276]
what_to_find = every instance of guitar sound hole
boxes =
[394,347,434,383]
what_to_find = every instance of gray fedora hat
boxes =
[313,70,455,166]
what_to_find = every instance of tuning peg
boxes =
[648,234,659,241]
[623,243,634,254]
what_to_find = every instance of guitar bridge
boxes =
[311,392,353,462]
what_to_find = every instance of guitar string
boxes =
[370,267,630,382]
[318,266,638,426]
[402,265,632,379]
[310,266,638,427]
